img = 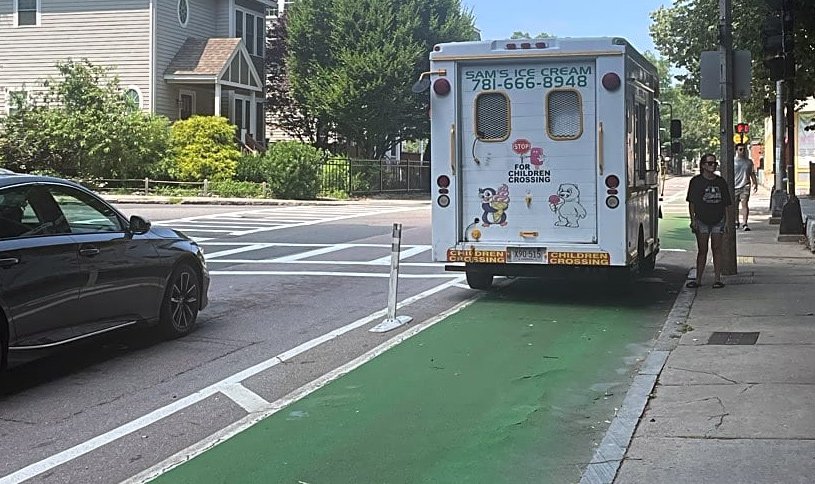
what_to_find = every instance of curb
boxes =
[101,196,430,206]
[580,271,696,484]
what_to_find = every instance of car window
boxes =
[47,186,123,234]
[0,185,64,240]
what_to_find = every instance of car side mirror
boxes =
[129,215,151,235]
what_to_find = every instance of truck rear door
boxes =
[458,60,598,249]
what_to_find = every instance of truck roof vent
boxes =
[475,92,510,141]
[547,90,583,140]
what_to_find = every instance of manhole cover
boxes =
[707,331,760,345]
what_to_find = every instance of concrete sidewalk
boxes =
[614,190,815,483]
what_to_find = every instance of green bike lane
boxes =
[152,215,695,484]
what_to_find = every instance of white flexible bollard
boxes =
[370,223,413,333]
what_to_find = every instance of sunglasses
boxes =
[702,160,718,165]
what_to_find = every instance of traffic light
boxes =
[670,119,682,139]
[735,123,750,134]
[762,0,795,80]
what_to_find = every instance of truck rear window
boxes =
[475,92,510,141]
[547,90,583,140]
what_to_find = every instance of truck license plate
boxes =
[506,247,545,263]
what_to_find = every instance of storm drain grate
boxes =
[707,331,760,345]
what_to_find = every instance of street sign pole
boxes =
[719,0,737,275]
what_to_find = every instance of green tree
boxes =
[266,12,329,145]
[510,31,551,39]
[650,0,815,119]
[646,52,720,161]
[285,0,476,158]
[0,59,170,178]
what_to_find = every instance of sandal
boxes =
[685,281,699,288]
[712,281,725,288]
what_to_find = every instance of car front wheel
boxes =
[159,263,200,338]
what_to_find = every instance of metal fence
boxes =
[320,158,431,195]
[79,158,431,198]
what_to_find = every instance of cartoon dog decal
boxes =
[549,183,587,228]
[479,184,510,227]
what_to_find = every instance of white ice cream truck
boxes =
[421,37,662,289]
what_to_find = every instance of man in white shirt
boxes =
[733,143,758,231]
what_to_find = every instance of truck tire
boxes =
[465,270,493,290]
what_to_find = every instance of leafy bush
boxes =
[235,153,268,183]
[0,59,171,178]
[169,116,240,181]
[208,180,268,198]
[261,141,326,199]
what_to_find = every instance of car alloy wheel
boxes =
[160,263,200,337]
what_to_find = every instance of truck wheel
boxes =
[465,270,493,290]
[640,252,657,274]
[637,229,656,275]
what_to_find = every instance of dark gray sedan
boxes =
[0,173,209,370]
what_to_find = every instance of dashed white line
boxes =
[220,384,271,413]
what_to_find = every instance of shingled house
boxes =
[0,0,269,146]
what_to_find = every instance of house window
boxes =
[124,86,142,111]
[15,0,39,27]
[178,0,189,27]
[235,8,264,57]
[235,11,243,39]
[256,17,265,55]
[7,91,27,115]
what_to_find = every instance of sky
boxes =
[462,0,672,55]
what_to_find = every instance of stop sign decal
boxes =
[512,139,531,155]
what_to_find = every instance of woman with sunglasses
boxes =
[685,153,733,289]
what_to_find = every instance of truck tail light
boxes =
[433,78,451,96]
[602,72,621,91]
[437,175,450,188]
[605,175,620,189]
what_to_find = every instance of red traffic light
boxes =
[735,122,750,134]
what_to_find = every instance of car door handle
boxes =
[79,247,101,257]
[0,257,19,268]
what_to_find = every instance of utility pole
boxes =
[719,0,737,275]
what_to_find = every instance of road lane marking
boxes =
[125,279,478,484]
[0,277,465,484]
[208,271,456,279]
[229,207,420,236]
[271,244,352,262]
[203,244,275,259]
[220,384,271,413]
[207,260,441,268]
[369,245,429,265]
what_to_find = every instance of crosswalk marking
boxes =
[156,204,427,239]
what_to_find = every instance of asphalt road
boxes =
[0,185,696,483]
[1,200,477,483]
